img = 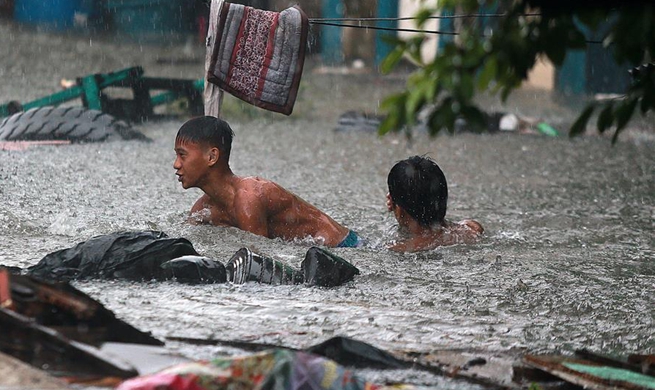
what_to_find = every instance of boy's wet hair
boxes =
[176,116,234,160]
[387,155,448,226]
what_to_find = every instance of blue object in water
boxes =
[14,0,86,30]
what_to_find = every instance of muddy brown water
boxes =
[0,21,653,387]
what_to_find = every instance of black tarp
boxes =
[18,232,356,286]
[25,231,207,282]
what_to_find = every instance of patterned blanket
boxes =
[206,3,308,115]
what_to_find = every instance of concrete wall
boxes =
[526,57,555,90]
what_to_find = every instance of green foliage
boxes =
[564,64,652,143]
[569,105,595,137]
[380,1,655,142]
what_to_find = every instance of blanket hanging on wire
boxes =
[206,2,309,116]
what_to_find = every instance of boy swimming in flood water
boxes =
[386,156,483,252]
[173,116,363,248]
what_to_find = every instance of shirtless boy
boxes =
[386,156,483,252]
[173,116,363,248]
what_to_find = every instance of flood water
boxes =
[0,20,654,386]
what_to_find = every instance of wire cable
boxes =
[309,20,606,44]
[309,21,460,36]
[309,13,542,23]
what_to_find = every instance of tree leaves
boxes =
[380,46,405,75]
[460,104,487,131]
[597,103,614,133]
[569,105,595,137]
[379,92,408,136]
[610,97,638,144]
[543,25,571,65]
[613,98,639,138]
[377,2,654,143]
[477,57,497,91]
[414,7,435,28]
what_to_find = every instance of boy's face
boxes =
[173,139,210,189]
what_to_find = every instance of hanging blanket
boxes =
[206,3,309,115]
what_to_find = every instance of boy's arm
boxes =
[389,222,484,252]
[462,220,484,235]
[188,196,210,225]
[387,236,433,252]
[387,240,411,252]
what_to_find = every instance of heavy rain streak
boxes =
[0,0,653,388]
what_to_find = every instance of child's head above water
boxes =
[176,116,235,162]
[387,155,448,227]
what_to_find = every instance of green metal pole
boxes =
[375,0,398,68]
[81,75,103,110]
[321,0,344,65]
[21,86,85,111]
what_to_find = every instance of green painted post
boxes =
[375,0,398,68]
[81,75,103,110]
[321,0,344,65]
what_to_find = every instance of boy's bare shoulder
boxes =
[389,220,484,253]
[238,177,293,199]
[457,219,484,235]
[189,194,213,224]
[236,177,276,197]
[191,193,212,212]
[231,177,281,213]
[238,176,271,188]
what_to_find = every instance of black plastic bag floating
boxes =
[25,231,224,283]
[301,247,360,287]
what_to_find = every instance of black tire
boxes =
[0,106,149,142]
